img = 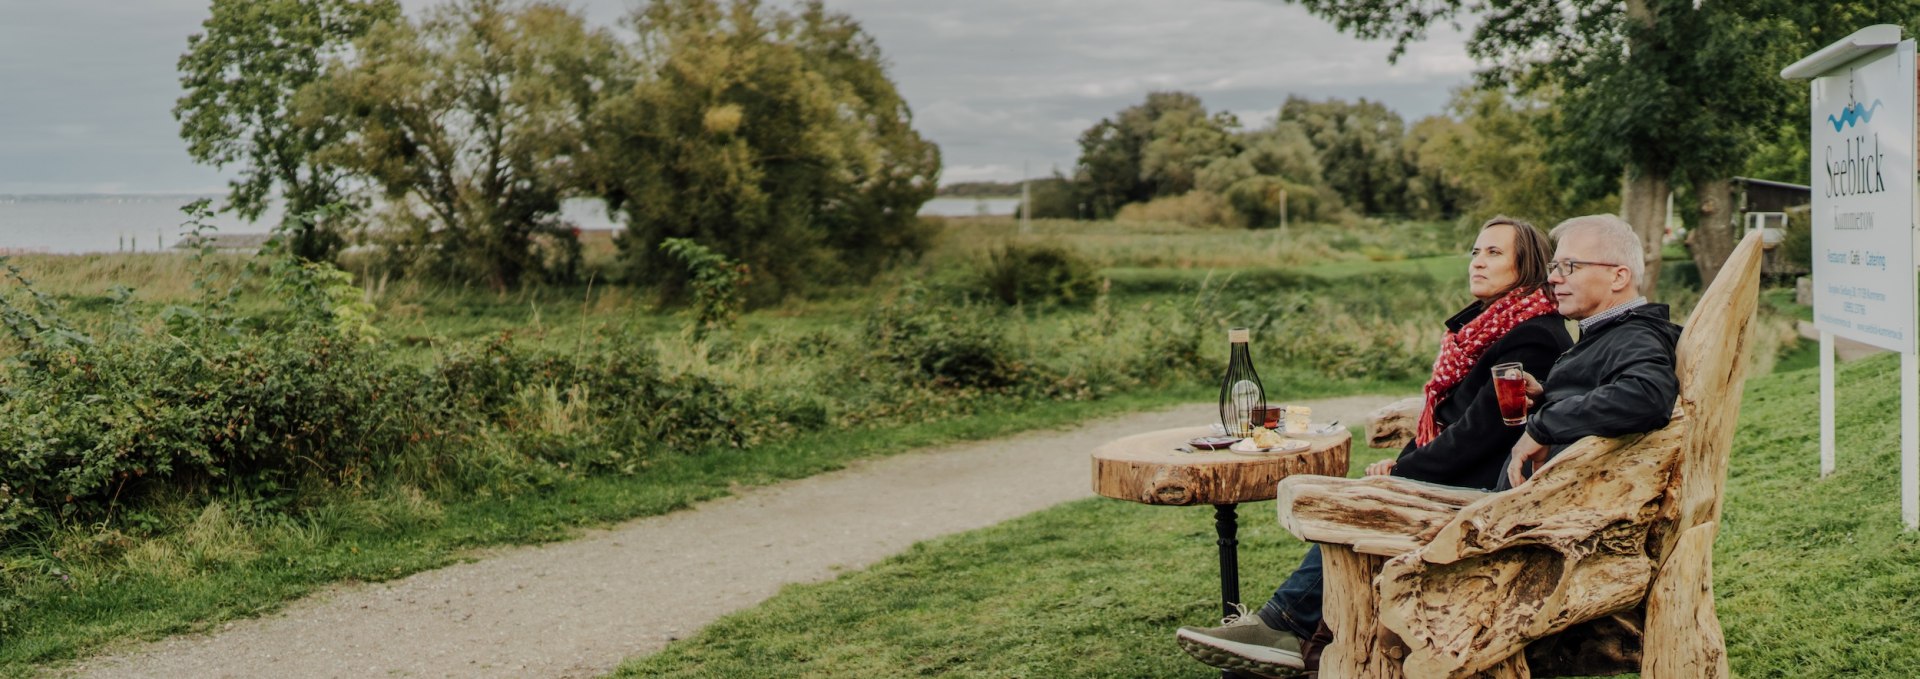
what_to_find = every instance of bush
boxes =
[1114,190,1239,228]
[864,289,1026,391]
[978,243,1101,307]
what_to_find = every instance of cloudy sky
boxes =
[0,0,1474,194]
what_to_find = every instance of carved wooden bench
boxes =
[1276,231,1765,679]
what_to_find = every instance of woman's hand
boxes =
[1365,459,1396,477]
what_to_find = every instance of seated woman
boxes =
[1175,216,1574,678]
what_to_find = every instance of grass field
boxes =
[618,351,1919,678]
[0,214,1816,675]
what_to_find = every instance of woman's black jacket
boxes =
[1388,304,1574,490]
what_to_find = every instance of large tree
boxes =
[1278,95,1413,216]
[175,0,400,261]
[1279,0,1774,291]
[587,0,939,301]
[306,0,620,289]
[1071,91,1216,218]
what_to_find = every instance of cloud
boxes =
[0,0,1475,192]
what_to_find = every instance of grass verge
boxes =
[5,383,1242,676]
[618,353,1920,678]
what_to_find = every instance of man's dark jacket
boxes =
[1389,304,1574,490]
[1525,303,1683,458]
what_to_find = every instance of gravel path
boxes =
[65,396,1390,679]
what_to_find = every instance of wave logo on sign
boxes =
[1829,99,1884,131]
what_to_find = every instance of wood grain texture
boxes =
[1642,523,1729,679]
[1277,476,1488,557]
[1321,545,1406,679]
[1367,397,1423,450]
[1091,426,1348,505]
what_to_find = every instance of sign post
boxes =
[1783,25,1920,529]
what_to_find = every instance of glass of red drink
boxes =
[1492,362,1528,426]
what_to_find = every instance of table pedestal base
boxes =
[1214,503,1256,679]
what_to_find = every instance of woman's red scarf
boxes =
[1415,288,1557,446]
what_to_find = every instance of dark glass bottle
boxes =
[1218,327,1267,438]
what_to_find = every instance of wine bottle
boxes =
[1218,327,1267,438]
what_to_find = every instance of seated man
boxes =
[1174,214,1680,678]
[1500,214,1681,489]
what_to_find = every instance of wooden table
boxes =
[1092,425,1351,678]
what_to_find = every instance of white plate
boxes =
[1229,437,1310,455]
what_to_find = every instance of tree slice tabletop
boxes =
[1092,425,1351,506]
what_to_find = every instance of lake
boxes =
[0,195,1019,254]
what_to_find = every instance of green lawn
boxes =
[618,352,1920,678]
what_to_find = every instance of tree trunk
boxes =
[1620,165,1672,297]
[1688,176,1738,290]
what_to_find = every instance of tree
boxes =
[306,0,620,289]
[175,0,400,261]
[1278,96,1411,216]
[1424,87,1615,228]
[1071,92,1213,218]
[587,0,939,302]
[1281,0,1920,291]
[1195,122,1343,225]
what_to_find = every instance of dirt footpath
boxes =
[66,396,1390,679]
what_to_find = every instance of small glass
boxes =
[1492,362,1528,426]
[1252,404,1283,430]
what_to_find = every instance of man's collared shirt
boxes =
[1578,296,1648,333]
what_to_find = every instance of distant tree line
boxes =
[175,0,938,299]
[937,181,1023,198]
[1026,90,1577,229]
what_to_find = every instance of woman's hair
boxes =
[1481,215,1553,297]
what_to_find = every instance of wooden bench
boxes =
[1275,231,1765,678]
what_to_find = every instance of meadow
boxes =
[0,215,1808,674]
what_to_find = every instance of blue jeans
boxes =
[1255,544,1322,639]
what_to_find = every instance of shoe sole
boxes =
[1175,628,1306,678]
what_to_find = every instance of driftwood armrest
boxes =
[1276,475,1489,557]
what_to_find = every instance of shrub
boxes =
[978,243,1101,307]
[1114,190,1240,228]
[864,289,1026,391]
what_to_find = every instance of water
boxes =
[0,195,627,255]
[0,195,1016,254]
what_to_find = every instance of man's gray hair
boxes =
[1550,214,1645,285]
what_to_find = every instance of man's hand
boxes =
[1506,432,1548,488]
[1365,459,1396,477]
[1522,372,1544,398]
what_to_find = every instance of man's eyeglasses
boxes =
[1546,259,1623,276]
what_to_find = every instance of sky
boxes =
[0,0,1475,194]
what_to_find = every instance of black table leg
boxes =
[1214,503,1251,679]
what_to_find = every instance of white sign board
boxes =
[1810,40,1917,354]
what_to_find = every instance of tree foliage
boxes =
[175,0,400,261]
[588,0,939,303]
[305,0,621,289]
[1281,0,1920,287]
[1423,87,1615,228]
[1071,92,1216,219]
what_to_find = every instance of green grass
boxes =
[2,385,1233,676]
[617,353,1920,678]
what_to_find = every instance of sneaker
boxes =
[1175,603,1306,678]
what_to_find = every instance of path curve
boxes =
[66,396,1390,679]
